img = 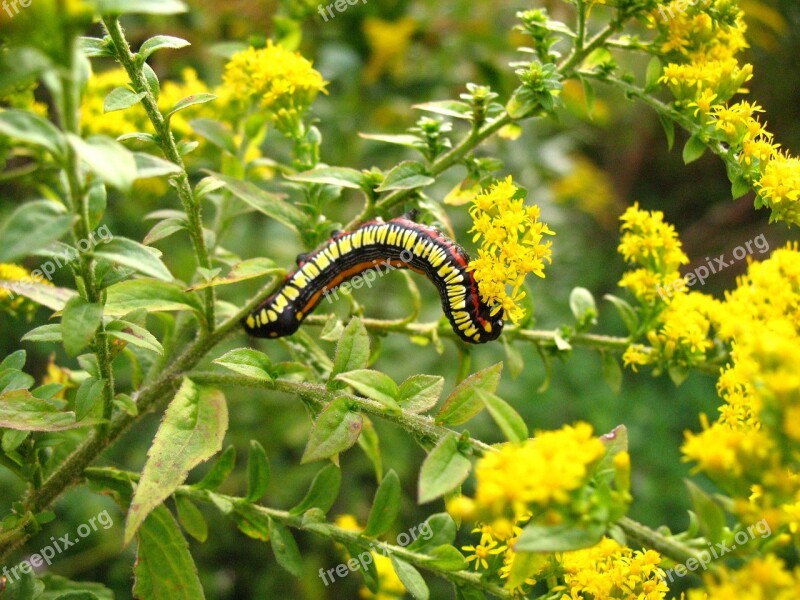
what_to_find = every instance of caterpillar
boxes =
[242,215,504,343]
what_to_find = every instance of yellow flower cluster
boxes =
[687,555,800,600]
[362,17,417,83]
[557,537,668,600]
[222,41,327,135]
[471,422,605,523]
[0,262,48,316]
[467,176,554,324]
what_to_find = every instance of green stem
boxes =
[619,516,718,574]
[101,17,216,330]
[182,372,495,455]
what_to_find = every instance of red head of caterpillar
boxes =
[242,216,504,343]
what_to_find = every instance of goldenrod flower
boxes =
[362,17,417,83]
[756,153,800,227]
[461,537,503,571]
[359,553,406,600]
[551,156,619,227]
[467,176,554,324]
[0,262,49,316]
[222,41,327,134]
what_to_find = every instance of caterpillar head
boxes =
[476,304,504,343]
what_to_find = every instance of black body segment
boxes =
[242,217,504,343]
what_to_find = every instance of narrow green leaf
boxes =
[359,132,422,149]
[335,369,400,411]
[407,513,456,552]
[245,440,271,502]
[502,337,524,380]
[601,352,623,394]
[103,87,146,113]
[106,320,164,355]
[62,297,103,357]
[187,258,279,290]
[364,470,401,537]
[95,236,172,281]
[165,93,217,119]
[0,389,99,432]
[213,173,306,231]
[418,435,472,503]
[0,350,26,371]
[376,161,435,192]
[175,495,208,543]
[289,463,342,515]
[105,279,203,316]
[132,505,205,600]
[68,134,138,193]
[398,375,443,414]
[645,57,662,91]
[0,200,74,262]
[287,166,367,190]
[331,317,370,380]
[195,445,236,490]
[74,377,106,421]
[140,35,191,60]
[143,218,186,246]
[685,479,726,545]
[569,287,597,328]
[436,362,502,426]
[357,417,383,482]
[390,556,429,600]
[423,545,467,570]
[683,133,707,164]
[0,109,66,157]
[476,389,527,443]
[229,502,270,541]
[93,0,188,15]
[134,152,182,179]
[213,348,273,381]
[79,36,114,58]
[658,113,675,151]
[268,518,303,576]
[189,118,237,154]
[301,397,362,461]
[125,380,228,544]
[514,522,605,552]
[603,294,639,336]
[21,324,62,343]
[413,100,472,120]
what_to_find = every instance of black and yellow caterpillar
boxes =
[242,215,504,343]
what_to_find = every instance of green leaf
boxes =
[364,470,401,537]
[390,556,429,600]
[214,173,306,231]
[357,417,383,482]
[1,350,26,371]
[187,258,280,291]
[0,389,99,431]
[645,57,662,91]
[731,173,751,200]
[0,109,66,157]
[229,502,270,541]
[165,93,217,120]
[601,352,623,394]
[514,522,605,552]
[685,479,726,545]
[503,337,524,380]
[423,545,466,570]
[597,424,629,474]
[569,287,597,329]
[103,87,146,113]
[289,463,342,515]
[21,324,62,343]
[139,35,191,60]
[195,445,236,490]
[106,319,165,355]
[62,297,103,357]
[2,429,29,453]
[175,495,208,543]
[125,380,228,544]
[506,551,548,591]
[668,364,690,387]
[287,166,367,190]
[268,518,303,576]
[0,200,74,262]
[376,161,435,192]
[68,134,138,193]
[0,278,76,311]
[213,348,273,381]
[79,36,114,58]
[335,369,400,411]
[105,279,202,316]
[189,119,237,154]
[134,152,182,179]
[74,377,106,421]
[477,389,527,442]
[657,114,675,152]
[132,505,205,600]
[331,317,370,380]
[398,375,443,414]
[436,362,502,426]
[418,435,472,503]
[407,513,456,551]
[34,574,114,599]
[413,100,472,120]
[603,294,639,336]
[91,0,188,15]
[683,133,707,164]
[301,398,362,463]
[95,236,172,281]
[142,62,160,101]
[359,132,423,149]
[245,440,271,502]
